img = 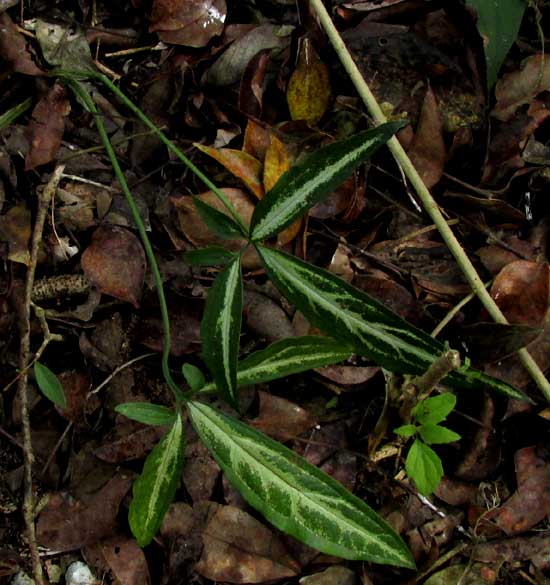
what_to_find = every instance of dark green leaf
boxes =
[250,123,404,242]
[256,245,531,402]
[184,246,237,266]
[187,400,415,567]
[115,402,176,426]
[34,362,67,409]
[181,363,206,391]
[394,424,417,438]
[419,424,461,445]
[406,439,443,496]
[199,336,353,394]
[201,256,243,408]
[413,393,456,425]
[466,0,526,88]
[193,197,246,239]
[128,412,185,546]
[0,98,32,132]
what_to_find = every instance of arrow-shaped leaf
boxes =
[187,400,415,567]
[128,412,185,546]
[201,256,243,408]
[199,335,353,394]
[256,245,530,402]
[250,123,403,242]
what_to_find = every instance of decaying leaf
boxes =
[287,39,331,125]
[0,12,44,76]
[149,0,227,47]
[0,203,31,265]
[195,503,300,583]
[81,225,146,308]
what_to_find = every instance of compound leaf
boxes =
[128,412,185,546]
[201,256,243,409]
[198,336,352,394]
[187,400,415,568]
[115,402,176,426]
[256,245,531,402]
[250,123,403,242]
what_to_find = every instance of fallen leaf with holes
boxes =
[0,204,31,265]
[149,0,226,47]
[196,144,264,199]
[101,535,151,585]
[37,472,133,550]
[248,391,317,442]
[25,83,70,170]
[195,504,300,583]
[0,12,44,75]
[81,225,146,308]
[485,446,550,535]
[407,86,445,189]
[287,39,330,125]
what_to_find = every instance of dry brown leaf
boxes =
[249,390,317,441]
[101,535,151,585]
[0,203,31,265]
[81,225,146,308]
[149,0,226,47]
[37,473,133,550]
[493,53,550,122]
[0,12,44,76]
[486,446,550,535]
[244,290,294,343]
[56,371,99,427]
[182,439,220,503]
[25,83,70,170]
[407,86,445,189]
[195,504,300,583]
[94,420,166,463]
[243,120,271,161]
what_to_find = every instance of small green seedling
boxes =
[395,393,460,496]
[34,362,67,409]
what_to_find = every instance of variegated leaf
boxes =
[128,412,185,546]
[193,197,247,239]
[256,245,530,402]
[115,402,176,426]
[187,400,415,567]
[250,123,403,242]
[201,256,243,408]
[199,336,352,394]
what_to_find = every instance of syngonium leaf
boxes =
[115,402,176,426]
[256,245,532,402]
[128,412,185,546]
[250,122,404,242]
[201,256,243,409]
[198,336,353,394]
[187,400,415,567]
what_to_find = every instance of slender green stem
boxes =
[309,0,550,403]
[66,79,183,401]
[89,72,248,236]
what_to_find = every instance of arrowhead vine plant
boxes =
[27,20,534,571]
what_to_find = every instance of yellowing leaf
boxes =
[196,144,264,199]
[287,39,330,125]
[264,134,301,245]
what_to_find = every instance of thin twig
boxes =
[87,352,156,396]
[17,165,64,585]
[309,0,550,403]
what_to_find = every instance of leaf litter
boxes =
[1,1,550,584]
